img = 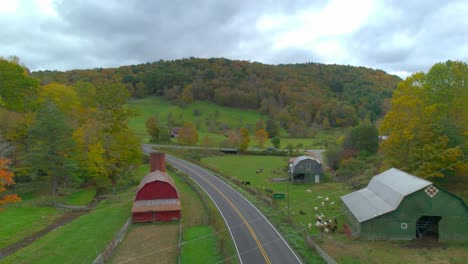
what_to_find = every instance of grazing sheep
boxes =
[324,197,329,201]
[256,168,264,173]
[306,189,312,193]
[314,207,318,211]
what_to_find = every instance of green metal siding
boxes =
[358,187,468,241]
[291,159,324,183]
[343,204,361,237]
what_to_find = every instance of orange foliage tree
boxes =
[0,158,21,211]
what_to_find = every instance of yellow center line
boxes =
[172,159,272,264]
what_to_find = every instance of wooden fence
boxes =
[92,217,132,264]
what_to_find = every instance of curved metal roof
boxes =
[291,155,321,169]
[136,170,179,196]
[341,168,432,223]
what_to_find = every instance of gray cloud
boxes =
[0,0,466,77]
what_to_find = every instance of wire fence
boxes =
[306,235,338,264]
[92,217,132,264]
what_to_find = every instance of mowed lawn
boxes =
[180,226,221,264]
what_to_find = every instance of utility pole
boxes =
[287,150,291,223]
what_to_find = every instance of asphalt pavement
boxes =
[165,155,303,264]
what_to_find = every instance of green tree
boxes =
[239,127,250,151]
[380,61,467,178]
[271,136,280,149]
[344,122,379,155]
[26,101,76,195]
[178,122,198,145]
[0,58,40,112]
[266,117,279,138]
[146,116,160,142]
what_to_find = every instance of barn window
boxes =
[306,163,311,170]
[401,223,408,229]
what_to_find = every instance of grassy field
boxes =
[128,96,263,138]
[2,188,133,264]
[180,226,222,264]
[200,154,468,264]
[65,188,96,206]
[0,207,60,249]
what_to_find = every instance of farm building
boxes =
[288,156,324,183]
[341,168,468,241]
[132,152,181,223]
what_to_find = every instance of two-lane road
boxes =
[165,155,302,264]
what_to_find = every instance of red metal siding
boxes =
[135,181,178,200]
[132,211,180,222]
[155,211,181,221]
[132,212,153,223]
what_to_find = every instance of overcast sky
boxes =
[1,0,467,77]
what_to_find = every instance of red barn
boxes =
[132,152,181,222]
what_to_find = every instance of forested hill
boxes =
[32,58,401,135]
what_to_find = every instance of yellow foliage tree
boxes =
[178,122,198,146]
[380,61,467,178]
[254,129,269,148]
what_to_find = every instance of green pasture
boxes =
[65,188,96,206]
[180,226,222,264]
[128,96,263,135]
[0,207,60,249]
[201,155,349,234]
[3,190,133,264]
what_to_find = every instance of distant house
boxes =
[288,156,324,183]
[170,127,181,138]
[341,168,468,241]
[132,152,181,222]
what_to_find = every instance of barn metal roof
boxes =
[132,198,181,212]
[341,168,432,223]
[136,170,179,196]
[290,156,321,169]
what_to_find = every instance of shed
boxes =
[132,152,181,223]
[288,156,324,183]
[341,168,468,241]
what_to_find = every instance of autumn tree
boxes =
[178,122,198,145]
[0,158,21,210]
[254,129,269,148]
[380,61,467,178]
[239,127,250,151]
[146,116,161,142]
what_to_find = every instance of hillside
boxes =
[32,58,401,136]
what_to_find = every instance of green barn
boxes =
[341,168,468,241]
[288,156,324,183]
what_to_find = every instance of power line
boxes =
[118,148,468,263]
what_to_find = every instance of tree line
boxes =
[32,58,401,137]
[0,57,141,200]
